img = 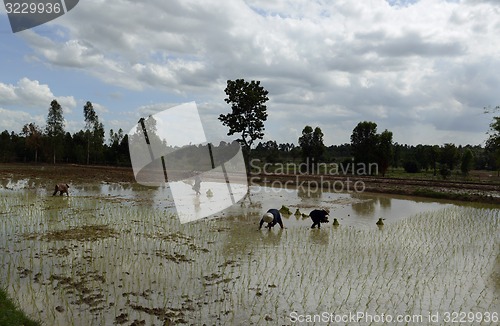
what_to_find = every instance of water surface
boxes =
[0,179,498,325]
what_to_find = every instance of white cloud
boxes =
[0,83,17,101]
[0,107,45,133]
[4,0,500,145]
[0,78,76,112]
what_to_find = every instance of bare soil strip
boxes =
[1,163,499,204]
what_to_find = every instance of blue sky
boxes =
[1,0,499,146]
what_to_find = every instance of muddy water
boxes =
[0,180,498,325]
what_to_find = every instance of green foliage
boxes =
[83,101,97,129]
[128,115,166,168]
[109,128,124,147]
[0,287,40,326]
[21,123,42,163]
[0,93,497,176]
[279,205,292,215]
[460,148,474,176]
[415,144,430,171]
[298,125,325,172]
[428,145,440,176]
[403,160,420,173]
[83,101,105,164]
[350,122,393,176]
[377,130,393,177]
[439,163,451,179]
[0,131,22,162]
[439,143,459,170]
[106,129,129,165]
[45,100,65,137]
[486,116,500,172]
[257,140,280,163]
[45,99,65,164]
[219,79,269,151]
[351,121,378,167]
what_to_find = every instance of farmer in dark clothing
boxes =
[309,209,330,229]
[259,208,284,230]
[53,183,70,196]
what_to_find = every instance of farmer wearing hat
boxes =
[259,208,284,230]
[309,209,330,229]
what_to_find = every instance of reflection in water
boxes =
[42,196,71,225]
[4,178,30,190]
[309,229,329,245]
[259,228,283,247]
[297,184,322,199]
[351,199,376,217]
[350,195,391,217]
[379,196,391,210]
[1,179,460,230]
[221,186,458,229]
[0,184,498,325]
[193,195,201,213]
[221,222,286,257]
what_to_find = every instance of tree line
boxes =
[0,100,130,166]
[1,80,499,179]
[252,137,495,177]
[217,79,500,178]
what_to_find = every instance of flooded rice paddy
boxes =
[0,179,499,325]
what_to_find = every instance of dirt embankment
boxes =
[1,163,499,204]
[0,163,136,184]
[251,173,500,204]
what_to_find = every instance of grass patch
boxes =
[0,287,40,326]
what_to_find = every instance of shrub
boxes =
[439,164,451,179]
[403,160,420,173]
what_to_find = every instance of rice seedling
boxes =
[0,188,498,325]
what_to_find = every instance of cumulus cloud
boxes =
[0,78,76,112]
[0,107,46,134]
[6,0,500,145]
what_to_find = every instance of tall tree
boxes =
[440,143,458,170]
[299,126,313,164]
[0,130,13,162]
[83,101,96,164]
[93,121,105,163]
[83,101,105,164]
[485,116,500,175]
[415,144,430,171]
[109,128,124,147]
[428,145,440,176]
[298,126,325,173]
[350,121,378,171]
[460,148,474,176]
[312,127,325,164]
[392,142,401,169]
[21,122,43,163]
[219,79,269,166]
[377,130,393,177]
[45,99,65,164]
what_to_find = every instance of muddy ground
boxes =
[1,163,499,204]
[0,164,136,184]
[254,172,500,204]
[1,163,498,325]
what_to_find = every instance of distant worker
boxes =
[53,183,70,196]
[192,175,201,195]
[259,208,284,230]
[309,209,330,229]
